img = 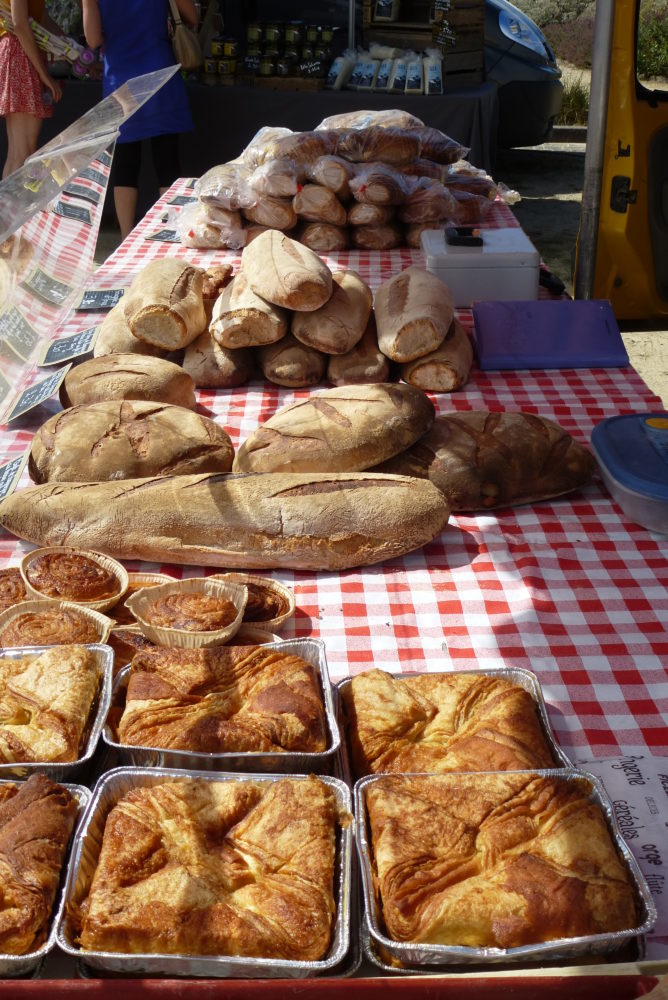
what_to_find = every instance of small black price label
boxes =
[76,287,125,312]
[0,451,29,500]
[39,326,98,366]
[168,195,197,206]
[185,178,197,190]
[79,166,108,186]
[97,150,113,168]
[5,365,71,423]
[0,307,39,361]
[21,267,73,306]
[53,200,92,225]
[63,182,101,205]
[146,229,180,243]
[0,370,11,418]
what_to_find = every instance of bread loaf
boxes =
[248,158,304,198]
[233,383,434,473]
[0,473,451,571]
[347,202,394,226]
[292,184,347,226]
[411,126,467,164]
[327,315,391,386]
[183,332,255,388]
[60,355,196,409]
[350,223,403,251]
[316,109,424,130]
[306,155,355,199]
[298,223,349,253]
[93,301,165,358]
[29,400,234,483]
[242,196,298,231]
[336,126,421,165]
[257,334,326,388]
[400,318,473,392]
[374,266,454,363]
[398,178,458,224]
[210,272,289,349]
[291,270,372,355]
[123,259,207,350]
[241,230,333,312]
[375,410,595,511]
[349,163,410,205]
[258,130,339,166]
[201,265,234,324]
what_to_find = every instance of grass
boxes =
[555,74,589,126]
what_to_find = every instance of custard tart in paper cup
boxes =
[0,600,113,648]
[20,547,128,614]
[209,573,295,631]
[125,577,248,649]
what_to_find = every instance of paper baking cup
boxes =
[231,625,282,645]
[0,600,113,648]
[209,573,295,631]
[20,547,129,614]
[125,577,248,649]
[108,572,174,626]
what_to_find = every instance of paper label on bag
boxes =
[577,752,668,943]
[39,326,98,366]
[0,450,29,500]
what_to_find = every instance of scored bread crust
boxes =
[241,230,333,312]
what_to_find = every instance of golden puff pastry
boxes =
[365,772,638,949]
[78,775,337,960]
[0,773,77,953]
[0,569,25,615]
[116,645,327,754]
[343,669,556,778]
[0,645,100,763]
[0,606,102,647]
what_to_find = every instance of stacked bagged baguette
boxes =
[186,111,500,252]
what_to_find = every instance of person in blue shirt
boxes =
[82,0,196,239]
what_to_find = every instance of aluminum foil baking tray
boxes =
[102,637,341,774]
[0,780,91,978]
[338,666,572,778]
[0,644,113,782]
[355,768,657,968]
[57,766,353,978]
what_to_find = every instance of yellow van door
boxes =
[576,0,668,319]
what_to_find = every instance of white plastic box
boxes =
[421,227,540,308]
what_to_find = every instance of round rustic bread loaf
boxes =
[29,400,234,483]
[183,332,255,388]
[60,355,196,409]
[233,383,435,473]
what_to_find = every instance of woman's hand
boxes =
[43,75,63,103]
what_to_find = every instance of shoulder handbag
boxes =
[167,0,202,71]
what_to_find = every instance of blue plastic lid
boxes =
[591,413,668,501]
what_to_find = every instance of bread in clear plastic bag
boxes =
[194,162,256,211]
[348,162,412,206]
[305,155,356,200]
[399,158,446,182]
[336,125,421,165]
[450,189,495,225]
[409,126,469,164]
[298,223,350,253]
[443,173,498,200]
[240,126,294,168]
[347,202,395,226]
[397,177,459,224]
[248,158,305,199]
[177,203,246,250]
[242,196,298,231]
[293,183,347,226]
[350,222,403,250]
[315,108,424,130]
[254,129,340,166]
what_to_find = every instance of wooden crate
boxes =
[362,0,484,87]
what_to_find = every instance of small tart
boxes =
[0,600,113,648]
[20,547,128,613]
[209,573,295,631]
[0,568,26,614]
[125,577,247,649]
[108,573,173,627]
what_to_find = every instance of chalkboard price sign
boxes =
[39,326,98,366]
[76,287,125,312]
[21,267,72,306]
[0,451,29,501]
[53,200,92,225]
[64,182,101,205]
[0,307,39,361]
[79,166,108,186]
[168,195,197,207]
[5,364,71,423]
[146,229,180,243]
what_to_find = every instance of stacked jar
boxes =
[242,21,333,79]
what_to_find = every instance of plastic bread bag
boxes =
[410,127,470,164]
[293,184,347,226]
[350,222,403,250]
[242,196,298,230]
[497,181,522,205]
[314,108,424,130]
[177,203,247,250]
[399,158,446,181]
[424,48,443,95]
[449,189,495,224]
[254,130,340,167]
[397,176,459,224]
[239,125,294,168]
[298,222,349,252]
[336,125,421,165]
[325,49,356,89]
[305,155,356,199]
[443,172,499,200]
[195,162,257,211]
[348,162,413,205]
[248,158,305,198]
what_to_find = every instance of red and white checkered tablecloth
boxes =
[1,180,667,764]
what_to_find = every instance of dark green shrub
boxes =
[637,6,668,78]
[543,16,594,66]
[555,75,589,125]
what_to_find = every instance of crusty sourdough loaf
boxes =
[257,333,326,388]
[233,383,435,473]
[93,301,165,358]
[374,265,454,363]
[291,270,372,355]
[326,315,390,386]
[183,332,255,388]
[123,259,207,350]
[29,400,235,483]
[210,271,289,349]
[241,230,333,312]
[0,472,450,571]
[400,317,473,393]
[375,410,596,511]
[60,354,196,409]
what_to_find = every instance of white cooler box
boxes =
[421,227,540,308]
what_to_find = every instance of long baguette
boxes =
[0,473,450,571]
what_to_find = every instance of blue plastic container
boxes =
[591,413,668,534]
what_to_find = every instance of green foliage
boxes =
[510,0,593,29]
[637,6,668,79]
[555,75,589,125]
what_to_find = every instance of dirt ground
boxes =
[495,142,668,407]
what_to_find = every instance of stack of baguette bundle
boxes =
[184,109,499,252]
[92,231,473,394]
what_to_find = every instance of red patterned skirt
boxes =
[0,33,53,118]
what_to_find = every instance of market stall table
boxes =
[1,181,667,989]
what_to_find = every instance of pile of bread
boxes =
[94,229,472,394]
[182,109,499,252]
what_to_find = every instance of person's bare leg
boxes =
[114,185,138,240]
[3,113,42,177]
